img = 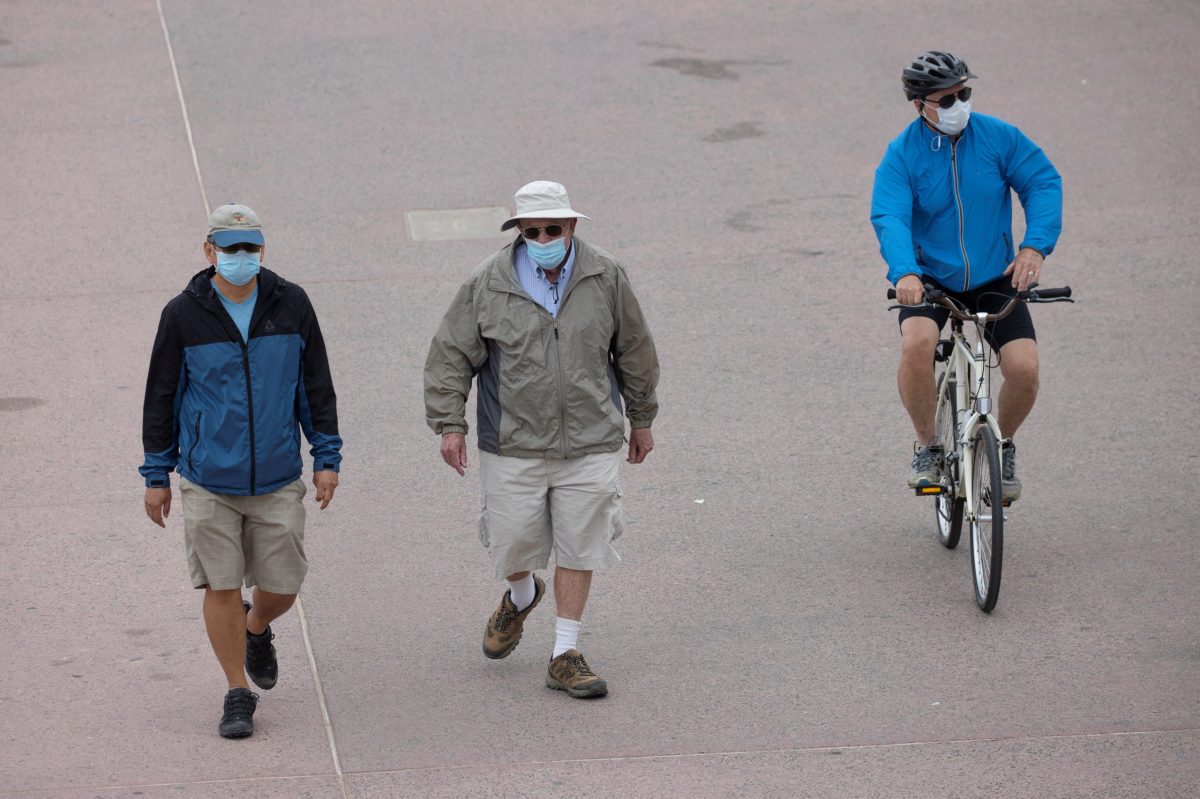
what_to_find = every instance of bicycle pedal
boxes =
[914,485,944,496]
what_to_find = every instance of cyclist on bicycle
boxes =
[871,51,1062,503]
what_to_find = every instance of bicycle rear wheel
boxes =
[933,368,963,549]
[970,426,1004,612]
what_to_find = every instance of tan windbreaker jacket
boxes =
[424,237,659,459]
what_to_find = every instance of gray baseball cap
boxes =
[207,203,265,247]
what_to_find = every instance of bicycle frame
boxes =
[890,280,1072,611]
[938,312,1005,522]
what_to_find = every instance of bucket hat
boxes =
[500,181,590,231]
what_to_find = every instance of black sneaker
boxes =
[1002,442,1022,503]
[907,443,944,488]
[218,687,259,739]
[244,602,278,690]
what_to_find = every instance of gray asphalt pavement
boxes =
[2,1,1198,797]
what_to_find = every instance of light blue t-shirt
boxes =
[212,279,258,343]
[514,241,576,318]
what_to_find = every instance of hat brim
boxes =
[500,210,590,231]
[211,229,264,247]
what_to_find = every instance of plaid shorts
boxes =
[178,477,308,594]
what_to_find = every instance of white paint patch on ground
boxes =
[405,207,511,241]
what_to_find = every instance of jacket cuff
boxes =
[1018,242,1050,257]
[438,424,468,435]
[314,461,340,473]
[144,474,171,489]
[628,418,654,430]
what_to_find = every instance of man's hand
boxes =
[895,274,925,305]
[313,470,339,509]
[441,432,468,476]
[144,487,172,528]
[627,427,654,464]
[1004,247,1044,292]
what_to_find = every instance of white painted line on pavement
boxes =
[155,0,210,216]
[339,725,1200,777]
[297,597,350,799]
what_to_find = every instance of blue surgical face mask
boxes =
[525,237,567,270]
[215,250,260,286]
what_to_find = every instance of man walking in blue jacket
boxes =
[871,51,1062,501]
[140,204,342,738]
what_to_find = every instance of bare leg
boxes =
[553,566,593,621]
[505,571,530,582]
[247,589,296,635]
[203,588,249,690]
[997,339,1039,438]
[898,316,940,444]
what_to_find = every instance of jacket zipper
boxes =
[187,412,201,472]
[192,278,284,496]
[552,326,570,458]
[241,343,257,495]
[950,140,972,292]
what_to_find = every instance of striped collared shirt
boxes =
[514,241,576,318]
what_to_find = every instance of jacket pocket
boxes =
[1002,232,1013,261]
[187,412,202,472]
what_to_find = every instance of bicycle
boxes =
[887,283,1073,612]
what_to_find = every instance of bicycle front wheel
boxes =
[969,426,1004,612]
[934,368,963,549]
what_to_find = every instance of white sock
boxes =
[506,574,536,612]
[553,617,582,658]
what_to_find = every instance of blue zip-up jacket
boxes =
[871,112,1063,291]
[140,267,342,495]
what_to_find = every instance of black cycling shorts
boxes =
[897,276,1036,350]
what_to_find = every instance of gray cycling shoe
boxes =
[1002,442,1022,503]
[908,443,944,487]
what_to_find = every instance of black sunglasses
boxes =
[925,87,972,109]
[208,238,262,254]
[521,224,565,240]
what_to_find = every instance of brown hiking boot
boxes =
[482,575,545,659]
[546,649,608,698]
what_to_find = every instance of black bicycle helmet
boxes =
[902,51,977,100]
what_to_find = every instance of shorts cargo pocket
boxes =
[477,495,491,549]
[609,484,626,543]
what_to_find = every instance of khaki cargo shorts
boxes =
[478,450,625,579]
[179,477,308,594]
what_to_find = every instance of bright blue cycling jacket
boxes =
[871,112,1062,291]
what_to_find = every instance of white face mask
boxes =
[927,99,972,136]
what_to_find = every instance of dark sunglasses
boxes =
[208,239,262,254]
[925,87,972,109]
[521,224,565,240]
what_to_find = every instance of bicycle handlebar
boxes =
[886,283,1072,322]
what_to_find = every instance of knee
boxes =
[900,331,937,365]
[204,587,245,608]
[1003,351,1040,389]
[256,590,297,610]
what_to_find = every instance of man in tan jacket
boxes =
[425,181,659,698]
